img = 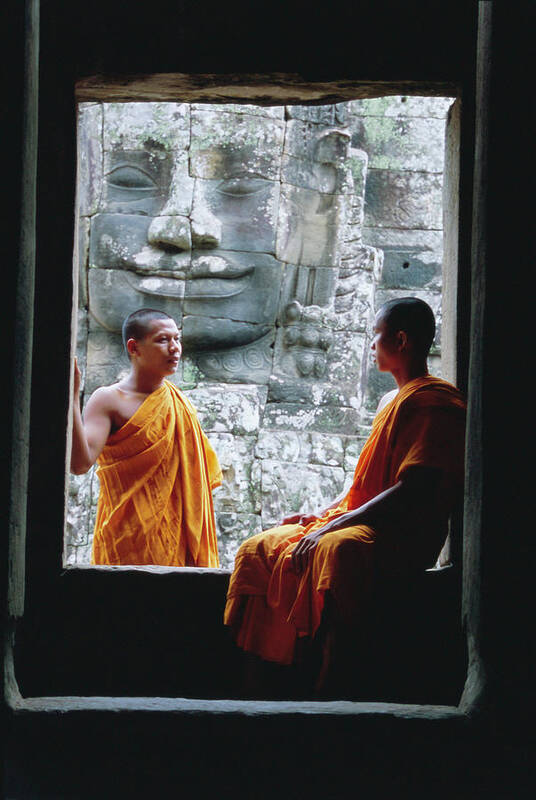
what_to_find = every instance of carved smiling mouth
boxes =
[125,255,253,299]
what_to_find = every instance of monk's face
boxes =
[371,312,400,373]
[131,318,182,376]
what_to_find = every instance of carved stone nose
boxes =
[190,198,222,249]
[148,215,191,252]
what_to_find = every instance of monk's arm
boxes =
[284,393,399,526]
[70,360,112,475]
[291,468,440,573]
[281,488,348,526]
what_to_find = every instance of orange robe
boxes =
[92,380,222,567]
[224,376,466,664]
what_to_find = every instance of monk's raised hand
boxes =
[291,530,324,574]
[73,357,81,396]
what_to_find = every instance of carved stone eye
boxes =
[106,165,157,190]
[216,176,269,197]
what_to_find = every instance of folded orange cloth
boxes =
[224,376,466,664]
[92,380,222,567]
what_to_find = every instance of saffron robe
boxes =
[92,380,222,567]
[224,376,466,664]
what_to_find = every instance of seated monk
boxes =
[70,308,222,567]
[224,297,466,697]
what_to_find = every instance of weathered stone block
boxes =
[266,374,356,408]
[215,512,262,569]
[103,102,190,151]
[209,433,260,514]
[64,467,99,565]
[89,213,190,276]
[255,429,348,468]
[343,436,367,472]
[85,328,128,394]
[276,184,345,267]
[365,170,443,230]
[272,301,334,381]
[378,244,442,290]
[281,153,353,195]
[74,308,89,387]
[326,331,368,410]
[78,218,90,309]
[342,196,366,238]
[285,104,348,125]
[65,472,93,546]
[193,331,274,384]
[348,96,453,119]
[263,402,361,435]
[184,384,267,435]
[350,115,447,172]
[260,460,346,528]
[64,542,94,567]
[255,429,310,463]
[194,103,284,119]
[78,103,103,216]
[100,149,176,216]
[347,148,368,198]
[182,251,282,325]
[88,267,185,335]
[310,432,345,467]
[364,229,442,291]
[191,176,279,253]
[175,356,203,389]
[190,108,284,180]
[279,264,337,311]
[333,262,376,327]
[284,119,350,165]
[364,226,442,250]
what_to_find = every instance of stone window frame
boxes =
[6,64,481,724]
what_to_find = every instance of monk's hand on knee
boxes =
[291,530,324,574]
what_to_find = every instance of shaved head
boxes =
[122,309,175,354]
[376,297,436,357]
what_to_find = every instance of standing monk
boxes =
[71,308,222,567]
[224,297,466,692]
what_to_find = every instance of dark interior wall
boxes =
[2,0,534,797]
[465,0,534,728]
[19,0,480,704]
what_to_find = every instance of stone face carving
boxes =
[81,102,368,386]
[87,104,286,378]
[67,97,449,569]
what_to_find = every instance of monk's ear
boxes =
[127,338,139,358]
[395,330,408,351]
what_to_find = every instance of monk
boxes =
[70,308,222,567]
[224,297,466,696]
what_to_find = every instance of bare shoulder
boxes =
[85,383,122,415]
[376,388,398,414]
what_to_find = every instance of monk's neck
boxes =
[123,369,166,395]
[391,362,429,390]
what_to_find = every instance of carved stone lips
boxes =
[185,276,250,299]
[125,254,253,299]
[189,255,251,280]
